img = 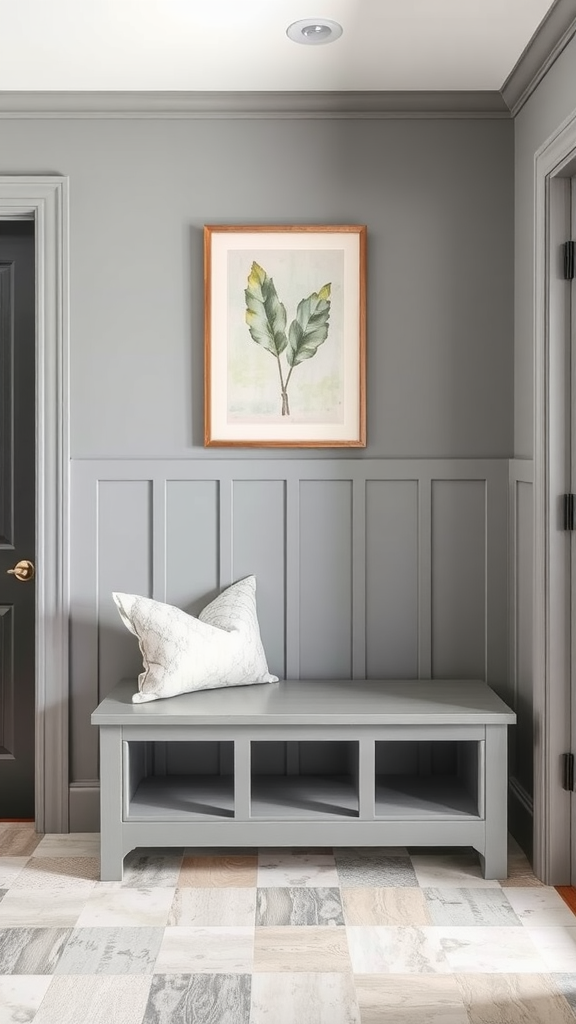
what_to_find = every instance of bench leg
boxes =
[479,845,508,880]
[99,725,125,882]
[482,725,508,880]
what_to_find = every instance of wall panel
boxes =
[166,480,219,615]
[71,458,510,825]
[299,480,353,679]
[232,480,286,679]
[366,480,418,678]
[97,480,153,702]
[431,479,487,679]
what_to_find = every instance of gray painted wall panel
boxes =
[165,480,219,616]
[97,481,152,701]
[431,480,486,679]
[232,480,286,680]
[71,459,508,801]
[516,480,534,798]
[366,480,418,678]
[299,481,353,678]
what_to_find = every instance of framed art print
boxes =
[204,224,366,447]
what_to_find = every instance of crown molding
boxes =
[501,0,576,116]
[0,90,510,119]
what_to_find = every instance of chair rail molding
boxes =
[0,176,70,833]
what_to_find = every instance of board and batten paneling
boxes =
[70,458,509,825]
[508,459,534,855]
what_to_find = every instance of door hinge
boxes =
[564,240,575,280]
[563,753,575,791]
[563,493,576,530]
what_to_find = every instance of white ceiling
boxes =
[0,0,557,93]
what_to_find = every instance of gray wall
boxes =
[0,111,515,830]
[514,34,576,458]
[0,115,513,458]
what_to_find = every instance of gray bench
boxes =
[91,677,516,881]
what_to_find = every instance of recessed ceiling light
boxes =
[286,18,343,45]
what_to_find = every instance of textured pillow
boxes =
[113,575,278,703]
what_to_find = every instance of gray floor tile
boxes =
[143,974,251,1024]
[55,926,165,974]
[555,974,576,1015]
[0,927,70,974]
[335,850,418,888]
[256,888,344,926]
[424,888,522,926]
[122,852,184,888]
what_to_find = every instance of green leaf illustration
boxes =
[287,283,331,367]
[245,262,288,357]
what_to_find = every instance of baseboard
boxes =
[69,783,100,833]
[508,776,533,861]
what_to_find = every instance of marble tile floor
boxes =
[1,824,576,1023]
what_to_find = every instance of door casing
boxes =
[534,112,576,883]
[0,177,69,833]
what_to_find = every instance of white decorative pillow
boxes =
[113,575,278,703]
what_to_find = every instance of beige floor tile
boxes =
[33,834,101,858]
[437,926,546,973]
[254,926,351,973]
[168,887,256,926]
[456,972,576,1023]
[0,891,88,927]
[355,974,469,1023]
[154,926,254,973]
[347,926,448,974]
[525,925,576,972]
[178,855,258,888]
[411,855,501,889]
[76,886,175,927]
[11,857,100,892]
[342,888,430,926]
[0,825,42,857]
[500,854,545,887]
[0,858,29,890]
[250,973,360,1023]
[32,975,152,1024]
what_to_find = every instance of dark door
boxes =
[0,221,36,818]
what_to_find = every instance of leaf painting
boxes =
[245,262,332,416]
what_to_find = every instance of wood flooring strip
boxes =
[555,886,576,916]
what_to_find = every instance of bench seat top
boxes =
[91,678,516,728]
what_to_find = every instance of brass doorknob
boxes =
[6,559,35,582]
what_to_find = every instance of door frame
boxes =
[534,111,576,883]
[0,177,69,833]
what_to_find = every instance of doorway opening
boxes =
[0,220,36,818]
[0,177,69,835]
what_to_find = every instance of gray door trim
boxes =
[0,177,70,833]
[534,110,576,883]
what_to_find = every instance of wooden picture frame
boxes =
[204,224,366,447]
